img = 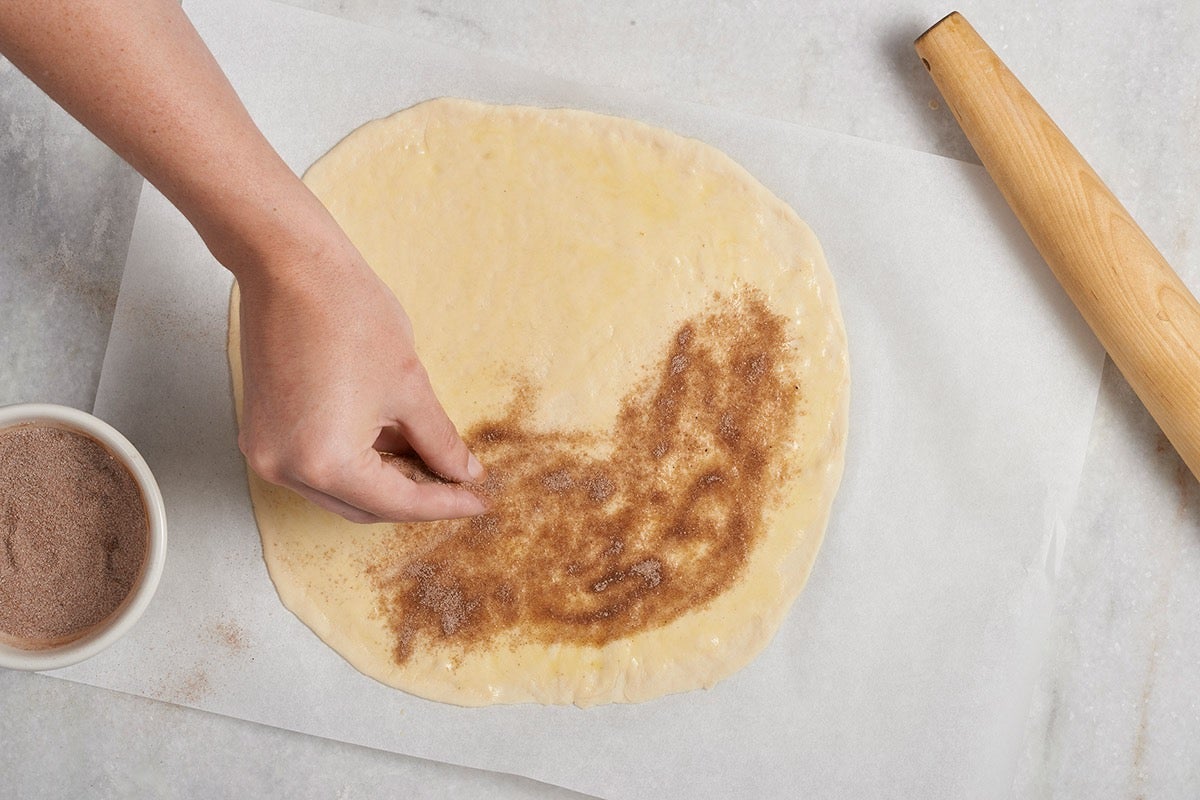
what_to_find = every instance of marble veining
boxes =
[3,1,1199,797]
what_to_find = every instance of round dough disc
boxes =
[228,98,848,706]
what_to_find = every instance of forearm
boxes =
[1,1,486,521]
[0,0,320,280]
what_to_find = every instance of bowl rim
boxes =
[0,403,168,671]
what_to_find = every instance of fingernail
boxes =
[467,452,485,481]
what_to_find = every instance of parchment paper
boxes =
[55,0,1105,796]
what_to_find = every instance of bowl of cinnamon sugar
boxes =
[0,404,166,670]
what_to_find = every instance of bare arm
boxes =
[0,1,486,523]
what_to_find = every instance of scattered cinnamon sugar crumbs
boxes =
[208,619,248,654]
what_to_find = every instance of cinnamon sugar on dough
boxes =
[228,99,849,706]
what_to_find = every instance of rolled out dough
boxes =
[228,98,848,706]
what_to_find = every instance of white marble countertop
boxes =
[2,1,1198,797]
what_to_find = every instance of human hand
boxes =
[0,0,486,524]
[231,224,486,524]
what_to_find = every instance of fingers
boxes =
[391,369,485,484]
[245,432,486,524]
[287,481,387,525]
[315,447,487,523]
[372,426,413,455]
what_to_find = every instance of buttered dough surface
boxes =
[228,98,848,706]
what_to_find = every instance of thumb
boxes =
[393,371,484,484]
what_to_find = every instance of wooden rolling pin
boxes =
[915,12,1200,480]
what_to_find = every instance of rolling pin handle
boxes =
[915,12,1200,483]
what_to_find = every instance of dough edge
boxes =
[227,98,849,707]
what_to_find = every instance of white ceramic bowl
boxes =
[0,403,167,670]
